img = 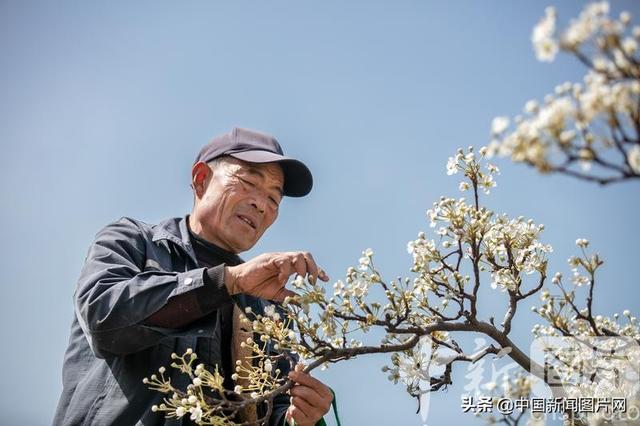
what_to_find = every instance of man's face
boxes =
[193,157,284,253]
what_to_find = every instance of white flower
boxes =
[406,240,415,254]
[627,145,640,173]
[446,156,458,175]
[293,275,305,288]
[575,238,589,248]
[189,404,203,423]
[192,377,202,386]
[250,392,259,399]
[622,37,638,55]
[620,11,631,25]
[264,359,273,372]
[524,99,539,114]
[532,6,558,62]
[264,304,276,318]
[559,130,576,144]
[538,97,575,131]
[234,385,243,394]
[358,256,370,270]
[571,270,590,286]
[480,174,496,194]
[491,116,510,135]
[464,151,475,164]
[188,395,198,404]
[459,181,470,191]
[176,407,187,417]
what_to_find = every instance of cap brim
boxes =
[229,151,313,197]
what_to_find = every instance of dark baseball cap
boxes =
[194,127,313,197]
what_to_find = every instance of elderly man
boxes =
[54,128,333,425]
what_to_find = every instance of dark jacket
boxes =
[54,216,291,426]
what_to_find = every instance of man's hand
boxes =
[224,252,329,302]
[285,364,333,426]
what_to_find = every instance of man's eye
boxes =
[239,177,256,187]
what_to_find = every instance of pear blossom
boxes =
[264,359,273,373]
[524,99,539,114]
[491,116,510,135]
[189,405,203,423]
[446,156,459,175]
[575,238,589,248]
[532,6,558,61]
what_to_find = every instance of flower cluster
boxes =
[490,2,640,185]
[531,238,638,340]
[483,216,551,292]
[526,238,640,425]
[144,339,287,425]
[144,349,226,425]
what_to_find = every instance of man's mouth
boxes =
[237,214,256,229]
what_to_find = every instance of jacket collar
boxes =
[152,215,198,264]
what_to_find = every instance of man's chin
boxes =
[230,238,257,254]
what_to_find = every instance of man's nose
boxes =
[249,196,267,214]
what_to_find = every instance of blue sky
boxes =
[1,1,639,425]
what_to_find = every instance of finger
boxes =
[289,404,313,425]
[318,268,329,282]
[273,257,295,285]
[291,253,308,278]
[289,370,332,401]
[301,252,319,283]
[290,395,321,423]
[290,384,325,408]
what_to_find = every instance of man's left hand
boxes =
[285,364,332,426]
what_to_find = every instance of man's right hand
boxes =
[224,252,329,302]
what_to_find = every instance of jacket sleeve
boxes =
[74,217,232,358]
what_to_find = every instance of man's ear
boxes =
[191,162,211,199]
